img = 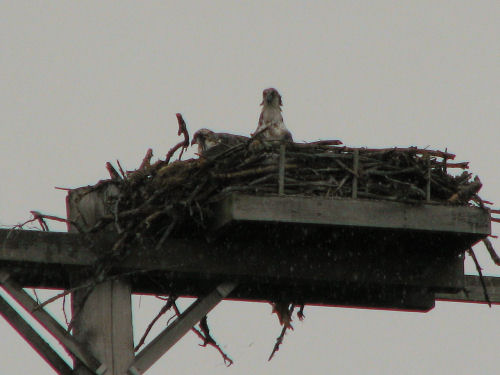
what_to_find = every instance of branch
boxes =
[116,160,127,179]
[165,113,190,164]
[467,248,491,307]
[135,296,177,352]
[139,148,154,170]
[268,326,288,361]
[483,238,500,266]
[106,162,122,180]
[171,302,233,366]
[342,147,456,160]
[268,304,295,361]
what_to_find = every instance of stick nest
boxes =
[82,141,483,246]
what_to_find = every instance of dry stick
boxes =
[426,157,431,202]
[106,162,122,180]
[155,218,178,251]
[33,281,94,312]
[334,159,357,177]
[491,217,500,224]
[333,174,350,195]
[28,211,86,233]
[171,302,233,366]
[134,296,177,352]
[446,162,469,169]
[165,113,190,164]
[300,139,343,146]
[139,148,154,170]
[268,304,295,361]
[214,164,298,180]
[28,211,49,231]
[116,160,127,179]
[62,294,70,327]
[466,249,491,307]
[491,209,500,214]
[483,238,500,266]
[342,147,456,160]
[352,149,359,198]
[442,147,448,173]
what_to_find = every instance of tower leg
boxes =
[72,278,134,375]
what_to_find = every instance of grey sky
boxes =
[1,1,499,374]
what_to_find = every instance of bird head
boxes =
[261,88,283,107]
[191,128,213,146]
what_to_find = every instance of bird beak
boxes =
[265,92,274,104]
[191,137,197,146]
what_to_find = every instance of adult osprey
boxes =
[252,88,293,142]
[191,128,249,158]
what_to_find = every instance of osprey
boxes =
[191,128,249,158]
[252,88,293,142]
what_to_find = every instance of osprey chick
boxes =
[252,88,293,142]
[191,128,249,158]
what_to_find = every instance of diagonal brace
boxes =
[128,282,237,375]
[0,295,73,375]
[0,270,106,375]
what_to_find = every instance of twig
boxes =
[483,238,500,266]
[106,162,122,180]
[139,148,154,170]
[165,113,190,164]
[135,296,177,352]
[62,294,70,327]
[268,325,288,361]
[116,160,127,180]
[155,218,178,250]
[214,164,299,180]
[268,304,295,361]
[467,248,491,307]
[342,147,456,160]
[352,149,359,198]
[172,302,233,366]
[28,211,49,231]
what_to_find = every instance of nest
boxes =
[87,140,483,246]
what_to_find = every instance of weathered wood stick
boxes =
[343,147,456,160]
[139,148,154,170]
[483,239,500,266]
[213,164,298,180]
[444,162,469,169]
[467,248,491,307]
[106,162,122,180]
[352,150,359,198]
[165,113,190,164]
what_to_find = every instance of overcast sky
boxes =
[1,1,499,374]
